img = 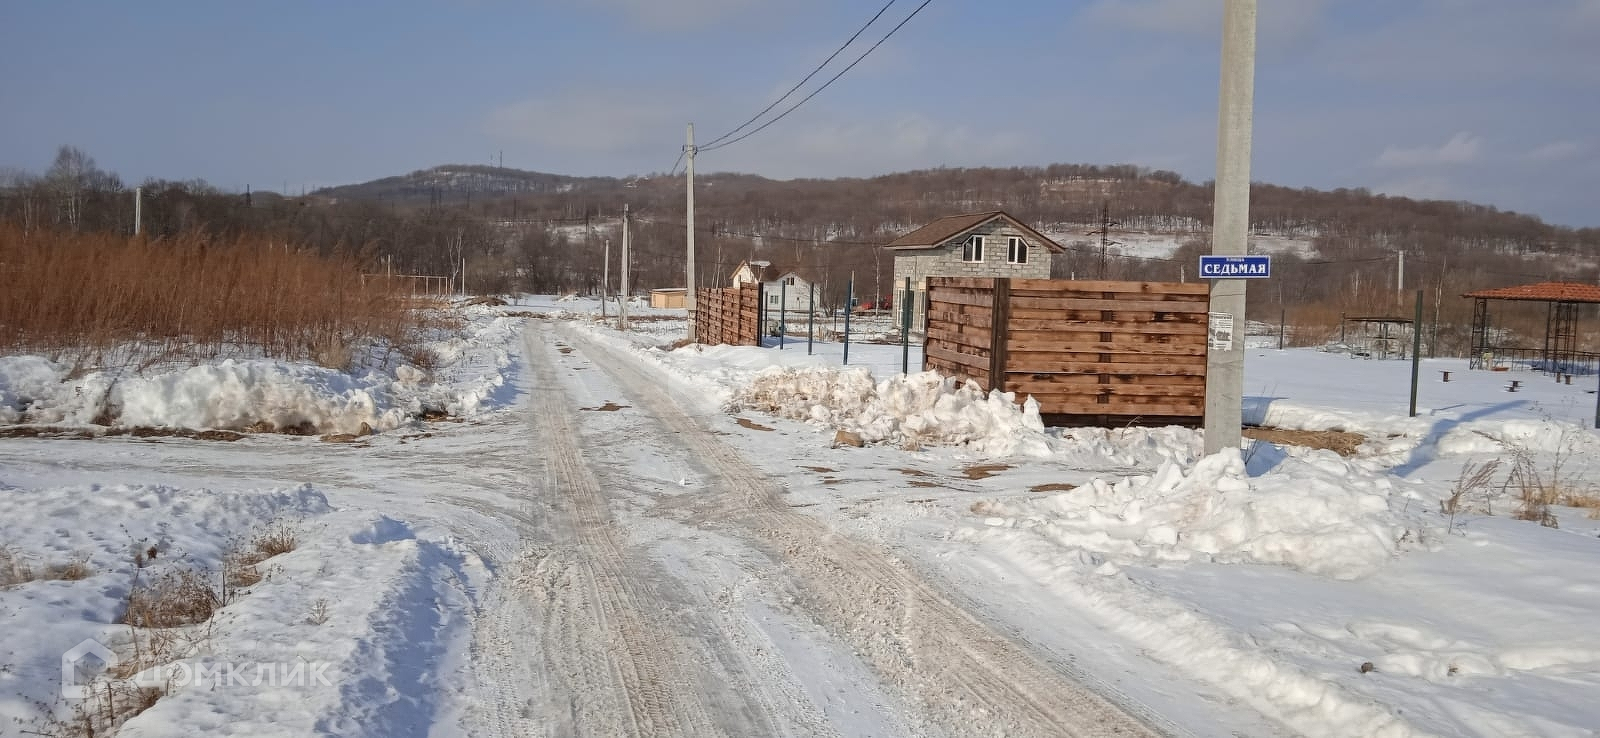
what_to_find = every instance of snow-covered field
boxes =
[3,294,1597,737]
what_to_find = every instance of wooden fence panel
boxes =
[693,283,761,346]
[924,276,1209,427]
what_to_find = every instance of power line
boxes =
[698,0,935,154]
[698,0,899,150]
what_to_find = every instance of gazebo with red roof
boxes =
[1463,281,1600,375]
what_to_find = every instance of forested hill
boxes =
[317,163,1597,257]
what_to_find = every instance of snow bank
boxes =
[1436,418,1600,456]
[0,478,480,736]
[734,366,1056,457]
[964,450,1411,580]
[0,311,522,434]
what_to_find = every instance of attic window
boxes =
[963,235,985,262]
[1007,236,1028,264]
[785,276,796,286]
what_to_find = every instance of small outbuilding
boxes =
[649,288,687,309]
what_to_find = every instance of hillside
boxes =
[313,165,618,203]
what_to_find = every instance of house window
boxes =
[1007,236,1028,264]
[768,295,778,305]
[785,276,796,286]
[963,235,985,262]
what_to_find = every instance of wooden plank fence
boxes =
[925,276,1210,426]
[693,283,762,346]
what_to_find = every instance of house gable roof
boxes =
[730,259,820,285]
[884,210,1065,253]
[1463,281,1600,303]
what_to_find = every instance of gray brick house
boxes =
[885,211,1064,332]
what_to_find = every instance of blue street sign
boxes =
[1198,255,1271,279]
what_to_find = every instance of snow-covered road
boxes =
[460,320,1165,737]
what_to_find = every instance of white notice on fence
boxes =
[1208,311,1234,351]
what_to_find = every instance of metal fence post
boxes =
[807,284,815,355]
[844,275,857,363]
[901,276,911,374]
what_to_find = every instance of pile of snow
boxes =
[0,311,522,434]
[963,449,1414,580]
[0,479,479,736]
[733,366,1056,457]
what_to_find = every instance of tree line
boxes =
[4,146,1596,355]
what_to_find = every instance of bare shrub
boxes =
[124,567,219,629]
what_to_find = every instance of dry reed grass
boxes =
[0,225,438,372]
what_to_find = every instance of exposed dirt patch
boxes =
[962,464,1012,480]
[464,296,507,307]
[736,417,774,431]
[580,402,628,412]
[1243,426,1366,457]
[419,407,454,421]
[502,310,546,318]
[820,477,845,485]
[124,427,246,442]
[557,346,574,354]
[1029,483,1078,493]
[802,466,837,473]
[893,467,931,477]
[908,480,944,489]
[907,498,938,504]
[0,425,97,439]
[244,420,319,435]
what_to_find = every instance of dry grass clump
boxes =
[0,224,438,372]
[123,567,220,629]
[25,682,165,738]
[251,522,298,558]
[0,547,92,587]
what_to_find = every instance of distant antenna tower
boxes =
[1086,200,1122,279]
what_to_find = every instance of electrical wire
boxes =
[698,0,899,150]
[698,0,935,154]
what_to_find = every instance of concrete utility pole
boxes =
[1203,0,1257,456]
[133,187,142,235]
[1397,251,1405,293]
[602,238,611,319]
[620,204,631,331]
[685,123,697,339]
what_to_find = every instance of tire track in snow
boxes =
[510,322,725,737]
[565,325,1170,738]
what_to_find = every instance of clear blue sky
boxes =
[2,0,1597,226]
